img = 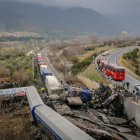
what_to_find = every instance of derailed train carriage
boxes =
[26,86,94,140]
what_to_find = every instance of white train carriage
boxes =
[26,86,44,112]
[35,105,94,140]
[37,53,41,56]
[45,76,62,95]
[40,65,48,75]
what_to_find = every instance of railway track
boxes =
[40,48,67,86]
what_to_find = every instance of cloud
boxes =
[3,0,140,16]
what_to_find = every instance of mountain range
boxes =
[0,1,123,37]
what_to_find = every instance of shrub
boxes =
[83,59,91,66]
[85,46,95,51]
[58,46,67,50]
[135,69,140,76]
[122,55,126,59]
[0,67,10,77]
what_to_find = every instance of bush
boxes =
[58,46,67,50]
[122,55,126,59]
[98,45,104,47]
[0,67,10,77]
[71,52,100,74]
[85,46,95,51]
[83,59,91,66]
[135,69,140,76]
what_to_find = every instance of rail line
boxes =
[40,48,67,86]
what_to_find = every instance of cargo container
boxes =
[45,76,62,95]
[42,69,52,81]
[38,59,44,64]
[39,62,46,69]
[37,53,41,56]
[37,55,42,59]
[40,65,48,75]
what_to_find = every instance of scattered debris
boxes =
[67,97,83,105]
[90,83,112,108]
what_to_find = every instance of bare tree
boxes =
[89,36,98,44]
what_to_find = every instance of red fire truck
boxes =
[97,59,125,80]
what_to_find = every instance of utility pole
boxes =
[36,36,37,49]
[64,58,67,81]
[32,54,34,80]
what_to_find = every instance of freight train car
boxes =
[40,65,48,75]
[37,54,62,95]
[45,76,62,95]
[26,86,94,140]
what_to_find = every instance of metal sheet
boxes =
[88,109,110,124]
[108,117,127,125]
[104,124,132,133]
[117,132,140,140]
[52,102,72,115]
[67,97,83,105]
[65,117,114,139]
[73,113,104,125]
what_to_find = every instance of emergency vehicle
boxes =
[97,59,125,80]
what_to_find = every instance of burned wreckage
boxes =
[45,83,140,140]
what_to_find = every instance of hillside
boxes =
[106,14,140,35]
[0,1,122,37]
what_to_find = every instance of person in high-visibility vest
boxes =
[123,80,125,86]
[42,87,45,93]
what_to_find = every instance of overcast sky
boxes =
[5,0,140,16]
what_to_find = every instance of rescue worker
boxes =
[97,60,100,67]
[118,84,121,92]
[104,70,106,75]
[60,81,63,86]
[42,87,45,93]
[123,80,125,86]
[122,80,125,89]
[106,79,109,85]
[126,81,129,90]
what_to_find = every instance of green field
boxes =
[2,46,27,50]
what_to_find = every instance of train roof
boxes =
[43,69,52,74]
[26,86,44,110]
[40,65,48,68]
[35,104,94,140]
[46,76,60,90]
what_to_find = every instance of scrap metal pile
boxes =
[90,83,112,108]
[45,84,140,140]
[0,80,18,89]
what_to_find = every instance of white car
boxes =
[133,84,140,96]
[103,52,107,56]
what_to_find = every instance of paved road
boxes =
[103,46,140,92]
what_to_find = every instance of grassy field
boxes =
[82,63,111,84]
[78,45,116,62]
[1,31,40,36]
[2,46,27,50]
